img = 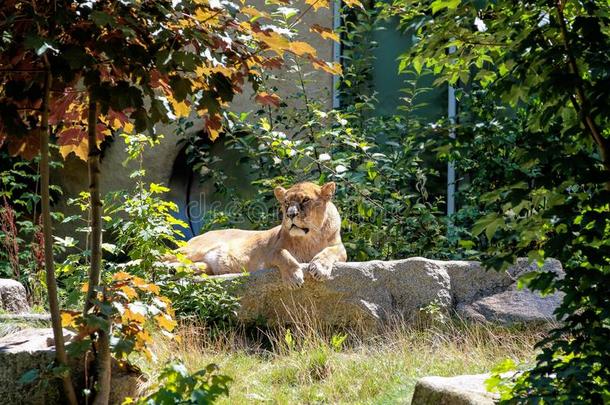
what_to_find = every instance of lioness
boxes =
[165,182,347,288]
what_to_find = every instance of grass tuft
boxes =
[135,315,549,404]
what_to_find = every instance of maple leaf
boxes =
[310,24,340,42]
[254,30,291,56]
[261,56,284,70]
[168,95,191,118]
[289,41,317,57]
[155,314,177,332]
[242,6,268,20]
[343,0,364,7]
[255,92,282,107]
[49,91,79,126]
[123,309,146,324]
[61,311,81,328]
[203,114,223,141]
[7,130,41,160]
[310,57,343,75]
[113,271,132,281]
[305,0,330,11]
[57,124,111,161]
[119,285,138,299]
[106,109,133,133]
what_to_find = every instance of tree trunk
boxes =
[83,92,111,405]
[40,64,78,405]
[555,1,610,189]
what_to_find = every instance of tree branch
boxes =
[555,0,610,185]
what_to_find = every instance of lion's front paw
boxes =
[307,260,332,281]
[282,267,305,289]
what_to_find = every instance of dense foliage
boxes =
[0,151,56,306]
[183,5,455,262]
[387,0,610,401]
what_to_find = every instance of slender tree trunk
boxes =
[83,92,111,405]
[40,63,78,405]
[555,1,610,188]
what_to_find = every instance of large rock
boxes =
[0,328,142,405]
[457,286,564,325]
[456,258,564,325]
[439,257,563,305]
[0,279,30,313]
[234,258,453,328]
[207,257,564,328]
[411,373,498,405]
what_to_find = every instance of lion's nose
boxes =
[287,206,298,219]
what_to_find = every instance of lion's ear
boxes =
[320,182,336,200]
[274,186,287,202]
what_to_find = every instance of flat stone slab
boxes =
[457,286,563,325]
[411,373,498,405]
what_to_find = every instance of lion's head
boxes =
[274,182,336,237]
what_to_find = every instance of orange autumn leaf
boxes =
[255,92,282,108]
[343,0,364,7]
[310,24,339,42]
[310,57,343,75]
[289,41,317,57]
[167,95,190,118]
[131,276,146,287]
[113,271,132,281]
[155,314,177,332]
[57,124,111,161]
[241,6,268,20]
[136,330,153,345]
[123,309,146,324]
[120,285,138,299]
[203,114,223,141]
[61,311,80,328]
[138,283,161,295]
[254,31,290,56]
[81,282,89,293]
[305,0,329,11]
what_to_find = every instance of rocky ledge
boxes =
[211,257,564,328]
[0,328,142,405]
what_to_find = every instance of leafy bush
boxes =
[171,4,456,263]
[56,134,183,365]
[134,363,231,405]
[387,0,610,401]
[0,149,63,306]
[164,274,243,328]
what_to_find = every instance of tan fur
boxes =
[164,182,347,288]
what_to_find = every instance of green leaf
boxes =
[90,11,115,27]
[18,369,39,385]
[431,0,461,13]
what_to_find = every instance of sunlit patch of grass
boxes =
[136,317,549,404]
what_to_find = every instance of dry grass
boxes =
[135,315,549,404]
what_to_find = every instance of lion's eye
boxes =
[302,198,310,204]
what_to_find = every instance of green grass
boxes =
[137,317,548,404]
